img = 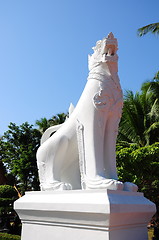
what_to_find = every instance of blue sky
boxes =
[0,0,159,135]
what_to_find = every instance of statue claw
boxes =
[123,182,138,192]
[82,176,124,191]
[40,182,72,191]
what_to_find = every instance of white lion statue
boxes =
[37,33,137,192]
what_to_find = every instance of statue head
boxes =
[88,32,118,71]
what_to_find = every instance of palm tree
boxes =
[141,77,159,143]
[35,117,50,133]
[118,90,148,146]
[49,113,68,126]
[36,113,68,134]
[137,22,159,36]
[118,79,159,146]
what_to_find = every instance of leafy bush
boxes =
[116,142,159,206]
[0,185,18,214]
[0,233,20,240]
[1,122,41,194]
[0,186,17,199]
[0,185,21,235]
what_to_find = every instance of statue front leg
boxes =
[104,109,138,192]
[104,113,120,180]
[77,105,123,191]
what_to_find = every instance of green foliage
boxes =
[117,142,159,205]
[1,122,41,194]
[0,233,20,240]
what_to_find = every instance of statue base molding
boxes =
[14,190,156,240]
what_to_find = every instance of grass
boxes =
[0,233,20,240]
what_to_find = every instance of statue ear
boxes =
[68,103,75,116]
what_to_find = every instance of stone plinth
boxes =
[14,190,156,240]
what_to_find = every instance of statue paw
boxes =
[58,182,72,190]
[123,182,138,192]
[113,180,123,190]
[41,181,72,191]
[82,176,123,190]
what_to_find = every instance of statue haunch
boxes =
[37,33,138,192]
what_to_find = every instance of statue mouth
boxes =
[104,54,118,62]
[103,44,118,62]
[104,44,116,56]
[104,54,118,63]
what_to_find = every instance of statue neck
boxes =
[87,61,121,90]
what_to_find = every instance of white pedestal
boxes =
[14,190,156,240]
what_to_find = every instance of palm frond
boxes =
[145,122,159,135]
[137,22,159,36]
[153,71,159,81]
[148,99,159,119]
